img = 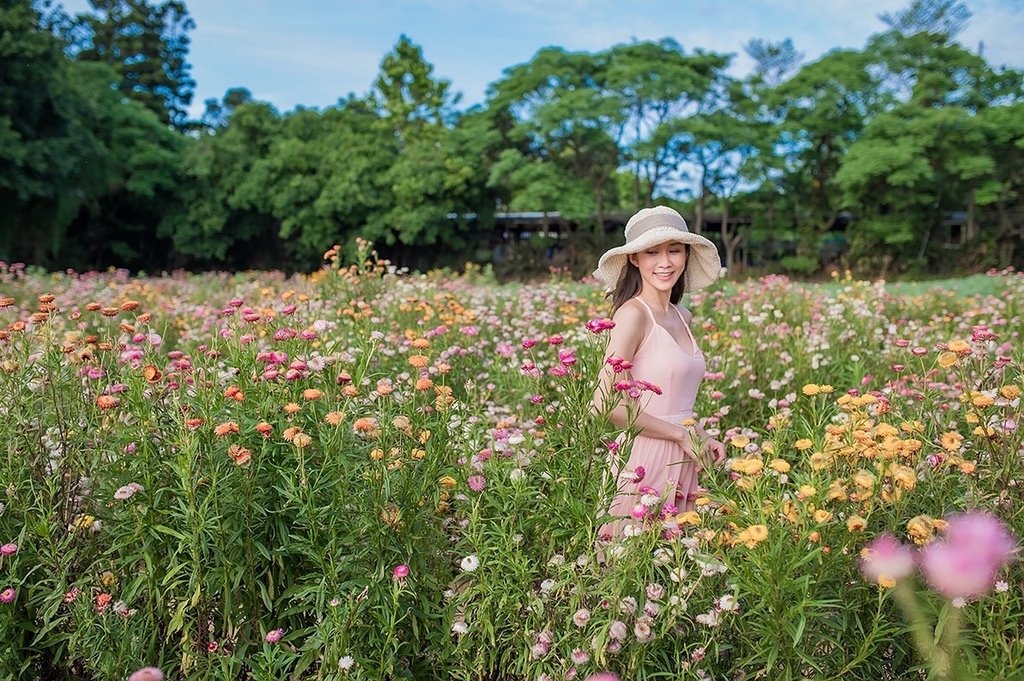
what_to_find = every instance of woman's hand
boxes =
[675,426,703,469]
[702,438,726,467]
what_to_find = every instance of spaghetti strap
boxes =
[671,305,699,352]
[634,298,657,323]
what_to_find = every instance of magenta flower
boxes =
[605,356,633,373]
[467,475,486,492]
[585,673,620,681]
[265,628,284,644]
[0,587,15,603]
[0,543,17,556]
[859,534,916,586]
[392,564,410,581]
[127,668,164,681]
[585,317,615,334]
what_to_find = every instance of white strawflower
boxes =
[460,554,480,572]
[338,655,355,670]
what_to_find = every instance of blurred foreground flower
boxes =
[858,511,1017,680]
[127,668,163,681]
[859,534,916,588]
[920,512,1016,599]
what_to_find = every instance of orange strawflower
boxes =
[95,395,118,410]
[142,365,162,383]
[228,444,252,465]
[214,421,240,437]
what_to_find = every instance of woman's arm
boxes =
[592,302,697,455]
[676,305,725,465]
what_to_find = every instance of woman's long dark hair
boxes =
[609,244,690,315]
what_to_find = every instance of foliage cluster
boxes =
[0,253,1021,679]
[2,0,1023,277]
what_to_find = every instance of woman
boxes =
[592,205,726,539]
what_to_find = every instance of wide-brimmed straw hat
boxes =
[593,205,723,293]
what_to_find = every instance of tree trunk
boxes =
[694,191,705,236]
[966,189,978,242]
[721,199,742,273]
[633,162,641,211]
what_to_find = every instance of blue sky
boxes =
[59,0,1024,118]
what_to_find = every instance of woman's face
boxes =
[629,241,687,294]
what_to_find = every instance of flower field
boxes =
[0,250,1021,681]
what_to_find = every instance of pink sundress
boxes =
[599,298,706,539]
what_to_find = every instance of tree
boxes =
[878,0,972,38]
[766,49,885,260]
[73,0,196,129]
[744,38,803,87]
[365,36,482,252]
[162,100,283,267]
[487,47,625,230]
[603,39,730,208]
[199,87,253,131]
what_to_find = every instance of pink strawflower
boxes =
[265,628,284,644]
[859,534,916,585]
[127,668,164,681]
[0,543,17,556]
[0,587,15,604]
[584,674,620,681]
[920,512,1016,599]
[945,512,1016,567]
[467,475,486,492]
[392,564,410,581]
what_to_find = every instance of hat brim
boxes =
[593,227,723,293]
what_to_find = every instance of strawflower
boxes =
[127,668,164,681]
[860,534,916,587]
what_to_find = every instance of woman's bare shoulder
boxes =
[613,297,647,322]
